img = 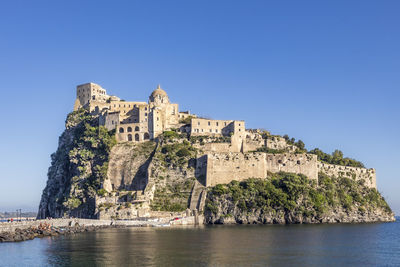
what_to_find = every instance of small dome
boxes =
[150,84,168,98]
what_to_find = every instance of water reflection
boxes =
[1,221,399,267]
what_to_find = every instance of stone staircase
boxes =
[189,180,207,212]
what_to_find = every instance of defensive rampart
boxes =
[265,153,318,181]
[204,152,267,187]
[317,162,376,188]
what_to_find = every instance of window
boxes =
[144,133,150,140]
[127,134,132,141]
[224,122,227,126]
[216,122,219,126]
[145,107,147,111]
[135,134,139,141]
[210,129,212,132]
[157,117,159,121]
[198,122,200,126]
[297,160,301,165]
[216,129,218,133]
[127,127,132,132]
[135,126,140,131]
[208,121,210,126]
[119,127,124,133]
[145,113,147,116]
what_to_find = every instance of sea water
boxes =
[1,219,399,267]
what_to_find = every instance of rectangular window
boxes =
[216,122,219,126]
[210,129,212,132]
[208,121,210,126]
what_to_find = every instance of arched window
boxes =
[135,126,140,131]
[135,134,139,141]
[119,127,124,133]
[128,134,132,141]
[127,127,132,132]
[144,133,150,140]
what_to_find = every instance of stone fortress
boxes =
[74,83,377,192]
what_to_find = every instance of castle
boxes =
[74,83,377,190]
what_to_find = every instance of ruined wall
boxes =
[205,152,267,187]
[318,162,376,188]
[266,136,297,152]
[265,153,318,180]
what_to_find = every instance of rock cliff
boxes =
[37,109,116,219]
[204,172,395,224]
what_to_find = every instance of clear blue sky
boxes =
[0,0,399,214]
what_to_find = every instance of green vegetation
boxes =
[309,148,365,168]
[206,172,391,218]
[61,109,117,211]
[97,188,108,197]
[179,115,194,124]
[63,197,82,209]
[255,147,286,154]
[159,140,196,168]
[150,178,195,212]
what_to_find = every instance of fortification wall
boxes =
[265,153,318,180]
[266,136,297,152]
[318,162,376,188]
[205,152,267,187]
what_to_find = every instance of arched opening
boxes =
[135,126,140,131]
[127,127,132,132]
[135,134,140,141]
[119,127,124,133]
[144,133,150,140]
[128,134,132,141]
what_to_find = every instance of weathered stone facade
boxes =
[74,83,191,142]
[202,153,268,187]
[317,162,376,188]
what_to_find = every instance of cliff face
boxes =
[204,172,395,224]
[37,109,116,219]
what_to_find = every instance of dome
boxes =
[150,84,168,98]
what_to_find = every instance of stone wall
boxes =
[204,152,267,187]
[318,162,376,188]
[265,153,318,180]
[266,136,296,152]
[190,118,245,137]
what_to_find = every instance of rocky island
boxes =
[37,83,394,224]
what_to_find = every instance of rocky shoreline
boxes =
[0,222,118,243]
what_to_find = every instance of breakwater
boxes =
[0,216,200,242]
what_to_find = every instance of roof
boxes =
[150,84,168,98]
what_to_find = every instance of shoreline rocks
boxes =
[0,222,118,243]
